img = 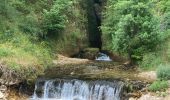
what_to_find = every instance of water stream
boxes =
[31,79,124,100]
[96,53,112,61]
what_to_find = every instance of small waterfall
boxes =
[31,79,124,100]
[96,53,112,61]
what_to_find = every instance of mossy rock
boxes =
[82,48,99,60]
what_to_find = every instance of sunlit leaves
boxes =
[102,0,160,61]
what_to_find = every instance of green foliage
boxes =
[139,53,163,70]
[11,0,30,14]
[148,80,168,92]
[102,0,160,61]
[0,30,52,80]
[18,14,42,38]
[157,64,170,80]
[43,0,72,36]
[0,0,89,82]
[0,47,13,58]
[156,0,170,41]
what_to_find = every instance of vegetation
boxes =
[43,0,70,36]
[101,0,170,69]
[0,0,170,86]
[0,32,52,82]
[148,64,170,93]
[102,0,160,62]
[148,80,168,92]
[0,0,88,82]
[157,64,170,80]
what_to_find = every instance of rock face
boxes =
[86,0,102,49]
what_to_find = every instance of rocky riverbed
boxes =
[1,54,170,100]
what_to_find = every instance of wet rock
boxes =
[0,85,7,92]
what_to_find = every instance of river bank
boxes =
[1,54,170,100]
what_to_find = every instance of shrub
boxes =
[148,80,168,92]
[139,53,163,70]
[43,0,72,36]
[157,64,170,80]
[19,14,42,38]
[101,0,160,61]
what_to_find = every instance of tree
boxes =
[42,0,72,37]
[102,0,160,63]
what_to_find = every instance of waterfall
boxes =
[96,53,112,61]
[31,79,124,100]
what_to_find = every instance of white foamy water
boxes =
[96,53,112,61]
[31,79,124,100]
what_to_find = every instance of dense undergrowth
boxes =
[0,0,170,89]
[0,0,87,83]
[0,32,52,82]
[102,0,170,70]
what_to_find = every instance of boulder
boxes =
[82,48,99,60]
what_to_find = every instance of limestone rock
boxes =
[138,71,157,82]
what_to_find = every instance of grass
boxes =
[148,80,169,92]
[139,39,170,71]
[0,32,52,82]
[139,52,163,70]
[157,64,170,80]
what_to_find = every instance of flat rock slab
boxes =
[53,54,90,65]
[138,71,157,81]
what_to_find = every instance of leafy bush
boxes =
[102,0,160,61]
[43,0,72,36]
[148,80,168,92]
[157,64,170,80]
[139,53,163,70]
[19,14,42,38]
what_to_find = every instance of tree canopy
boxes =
[102,0,160,61]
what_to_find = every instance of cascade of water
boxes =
[31,79,124,100]
[32,82,38,99]
[96,53,112,61]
